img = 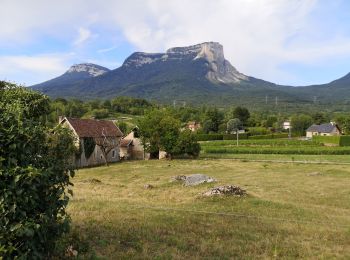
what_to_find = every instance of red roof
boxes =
[120,139,133,147]
[63,117,123,138]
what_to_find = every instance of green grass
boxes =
[61,160,350,259]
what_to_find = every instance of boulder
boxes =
[203,185,246,197]
[184,174,216,186]
[143,184,154,189]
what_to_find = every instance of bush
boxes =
[174,130,201,157]
[246,127,271,136]
[313,135,350,146]
[0,82,76,258]
[196,134,224,141]
[249,133,289,139]
[203,146,350,155]
[223,133,249,140]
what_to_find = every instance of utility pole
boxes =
[173,100,176,108]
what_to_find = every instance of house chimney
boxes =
[58,116,63,123]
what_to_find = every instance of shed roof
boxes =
[120,139,133,147]
[63,117,123,138]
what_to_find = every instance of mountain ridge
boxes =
[31,42,350,105]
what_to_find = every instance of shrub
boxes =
[196,134,224,141]
[249,133,289,139]
[246,127,271,136]
[313,135,350,146]
[0,82,76,258]
[223,133,249,140]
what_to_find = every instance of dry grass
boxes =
[63,159,350,259]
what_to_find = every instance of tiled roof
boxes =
[64,117,123,138]
[306,123,338,133]
[120,139,133,147]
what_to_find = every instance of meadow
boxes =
[200,138,350,157]
[61,159,350,259]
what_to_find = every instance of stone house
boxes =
[120,127,149,160]
[306,122,341,138]
[59,117,123,167]
[187,121,201,132]
[120,127,167,160]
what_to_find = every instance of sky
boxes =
[1,0,350,86]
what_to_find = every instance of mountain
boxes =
[33,63,110,95]
[31,42,350,106]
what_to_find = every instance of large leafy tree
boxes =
[0,82,76,258]
[138,109,200,158]
[231,106,250,126]
[291,114,313,136]
[138,110,180,158]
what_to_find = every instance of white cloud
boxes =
[0,53,74,85]
[73,27,93,46]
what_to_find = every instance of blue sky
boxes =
[1,0,350,86]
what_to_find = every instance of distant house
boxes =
[120,127,149,160]
[187,121,201,132]
[59,117,123,167]
[306,122,341,138]
[120,127,168,160]
[282,121,291,130]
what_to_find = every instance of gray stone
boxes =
[203,185,246,197]
[143,184,154,189]
[184,174,216,186]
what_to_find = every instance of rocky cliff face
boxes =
[66,63,110,77]
[123,42,248,84]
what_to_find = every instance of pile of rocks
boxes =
[203,185,246,197]
[171,174,216,186]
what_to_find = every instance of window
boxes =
[112,150,116,158]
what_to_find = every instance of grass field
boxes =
[61,159,350,259]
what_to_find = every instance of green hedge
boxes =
[196,134,223,141]
[196,133,248,141]
[223,133,249,140]
[204,146,350,155]
[313,135,350,146]
[340,136,350,146]
[249,133,289,139]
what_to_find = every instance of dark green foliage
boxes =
[83,137,96,159]
[230,106,250,125]
[0,82,76,258]
[247,127,271,135]
[173,130,201,157]
[204,146,350,155]
[196,134,224,141]
[111,96,154,115]
[313,135,350,147]
[249,133,289,139]
[138,110,181,157]
[223,133,249,140]
[291,114,313,136]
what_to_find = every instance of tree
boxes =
[138,109,181,159]
[203,108,224,133]
[0,82,76,258]
[231,106,250,125]
[312,112,327,125]
[291,114,313,136]
[173,129,201,158]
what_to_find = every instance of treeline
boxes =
[47,96,350,135]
